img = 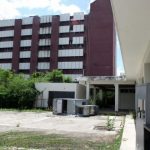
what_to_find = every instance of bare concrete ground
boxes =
[0,111,124,142]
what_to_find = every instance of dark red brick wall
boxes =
[12,19,22,73]
[85,0,115,76]
[30,16,40,74]
[50,16,59,71]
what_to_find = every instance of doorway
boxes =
[48,91,74,108]
[62,100,67,113]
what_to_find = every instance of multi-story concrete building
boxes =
[0,0,115,79]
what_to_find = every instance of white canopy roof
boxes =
[111,0,150,80]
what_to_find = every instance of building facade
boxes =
[0,0,115,79]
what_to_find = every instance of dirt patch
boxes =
[0,111,124,142]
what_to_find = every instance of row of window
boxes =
[0,61,83,70]
[58,61,83,69]
[0,36,84,48]
[0,48,83,59]
[59,37,84,45]
[0,24,84,40]
[120,89,135,93]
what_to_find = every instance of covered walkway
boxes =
[79,76,135,111]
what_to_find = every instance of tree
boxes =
[0,69,39,109]
[44,70,64,82]
[7,75,39,108]
[0,69,13,86]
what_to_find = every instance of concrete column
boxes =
[93,87,96,100]
[144,63,150,83]
[99,89,103,100]
[86,82,90,100]
[115,84,119,112]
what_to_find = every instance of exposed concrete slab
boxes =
[0,111,124,142]
[120,115,136,150]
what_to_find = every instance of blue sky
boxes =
[0,0,124,75]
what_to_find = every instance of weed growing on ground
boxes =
[107,116,115,131]
[16,123,20,127]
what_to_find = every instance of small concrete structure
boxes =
[53,98,88,115]
[35,83,86,108]
[79,76,135,111]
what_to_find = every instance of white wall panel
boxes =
[20,51,31,58]
[19,63,30,70]
[58,61,83,69]
[0,30,14,37]
[73,25,84,32]
[58,49,83,57]
[59,26,70,33]
[39,39,51,46]
[22,17,33,25]
[73,12,84,20]
[59,37,69,45]
[0,41,13,48]
[0,52,12,59]
[39,27,51,34]
[21,29,32,36]
[38,62,50,69]
[0,63,12,70]
[60,14,70,22]
[20,40,31,47]
[72,37,84,44]
[38,50,50,58]
[40,15,52,23]
[0,19,15,27]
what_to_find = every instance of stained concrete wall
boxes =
[35,83,86,108]
[76,84,86,99]
[67,100,76,114]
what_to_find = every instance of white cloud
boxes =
[87,0,96,13]
[0,0,81,19]
[90,0,96,3]
[48,0,81,15]
[0,0,20,19]
[10,0,50,9]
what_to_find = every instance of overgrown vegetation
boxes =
[0,69,38,109]
[89,90,115,109]
[106,116,115,131]
[31,69,72,83]
[0,130,123,150]
[0,69,72,109]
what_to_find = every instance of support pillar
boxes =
[93,87,96,100]
[86,82,90,100]
[144,63,150,83]
[99,89,103,100]
[115,84,119,112]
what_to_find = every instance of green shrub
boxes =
[106,116,115,131]
[0,69,39,109]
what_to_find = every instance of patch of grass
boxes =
[110,128,124,150]
[0,129,124,150]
